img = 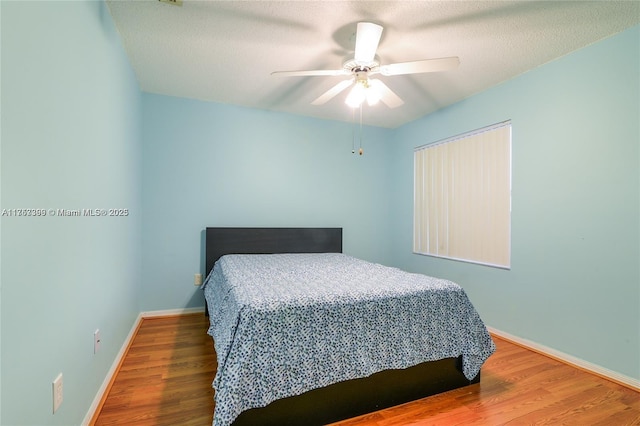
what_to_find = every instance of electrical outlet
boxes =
[194,273,203,286]
[94,329,101,354]
[52,373,63,413]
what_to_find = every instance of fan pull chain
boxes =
[349,105,364,156]
[351,107,356,154]
[359,104,364,155]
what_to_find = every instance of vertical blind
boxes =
[413,121,511,268]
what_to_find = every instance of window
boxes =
[413,121,511,268]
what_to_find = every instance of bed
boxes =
[202,227,495,426]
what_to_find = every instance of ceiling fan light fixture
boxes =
[345,78,382,108]
[366,87,381,106]
[367,79,383,106]
[345,81,367,108]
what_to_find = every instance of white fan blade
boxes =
[379,57,460,76]
[311,79,354,105]
[354,22,383,65]
[369,79,404,108]
[272,69,349,77]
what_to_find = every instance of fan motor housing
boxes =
[343,57,380,72]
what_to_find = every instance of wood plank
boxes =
[92,314,640,425]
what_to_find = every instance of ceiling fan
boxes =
[271,22,460,109]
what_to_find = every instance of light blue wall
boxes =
[141,94,393,310]
[388,25,640,381]
[0,2,3,419]
[1,1,141,424]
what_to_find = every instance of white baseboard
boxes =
[140,306,205,318]
[488,326,640,391]
[81,307,206,425]
[81,312,144,426]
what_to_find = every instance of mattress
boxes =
[203,253,495,426]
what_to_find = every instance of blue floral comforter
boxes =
[203,253,495,426]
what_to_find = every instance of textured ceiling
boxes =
[107,1,639,128]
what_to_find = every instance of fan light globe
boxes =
[345,81,367,108]
[366,88,381,106]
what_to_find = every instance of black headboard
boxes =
[205,227,343,276]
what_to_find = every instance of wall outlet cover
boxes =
[53,373,63,413]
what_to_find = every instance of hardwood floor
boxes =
[92,314,216,426]
[91,314,639,425]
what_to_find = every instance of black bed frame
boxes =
[204,227,479,426]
